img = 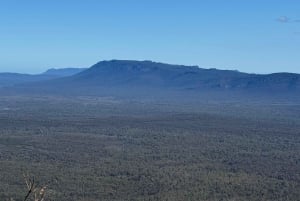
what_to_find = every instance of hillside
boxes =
[70,60,300,91]
[1,60,299,101]
[42,68,87,76]
[0,68,86,87]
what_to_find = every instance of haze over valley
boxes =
[1,1,300,201]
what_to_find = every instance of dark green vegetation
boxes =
[0,96,299,201]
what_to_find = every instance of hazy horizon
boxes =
[1,2,300,201]
[0,1,299,74]
[1,59,299,75]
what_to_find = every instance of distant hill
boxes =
[62,60,300,91]
[1,60,299,101]
[42,68,87,76]
[0,67,86,87]
[0,73,55,87]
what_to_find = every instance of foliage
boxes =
[0,96,299,201]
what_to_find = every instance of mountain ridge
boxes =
[1,60,299,102]
[67,60,300,91]
[0,67,86,87]
[42,67,87,76]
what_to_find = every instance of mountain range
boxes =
[1,60,299,101]
[0,68,86,87]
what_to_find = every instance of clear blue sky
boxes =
[0,0,299,74]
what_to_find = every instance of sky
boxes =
[0,0,299,74]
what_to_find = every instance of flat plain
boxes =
[0,96,299,201]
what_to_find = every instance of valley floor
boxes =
[0,96,299,201]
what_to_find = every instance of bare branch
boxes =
[23,175,35,201]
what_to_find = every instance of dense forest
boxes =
[0,96,299,201]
